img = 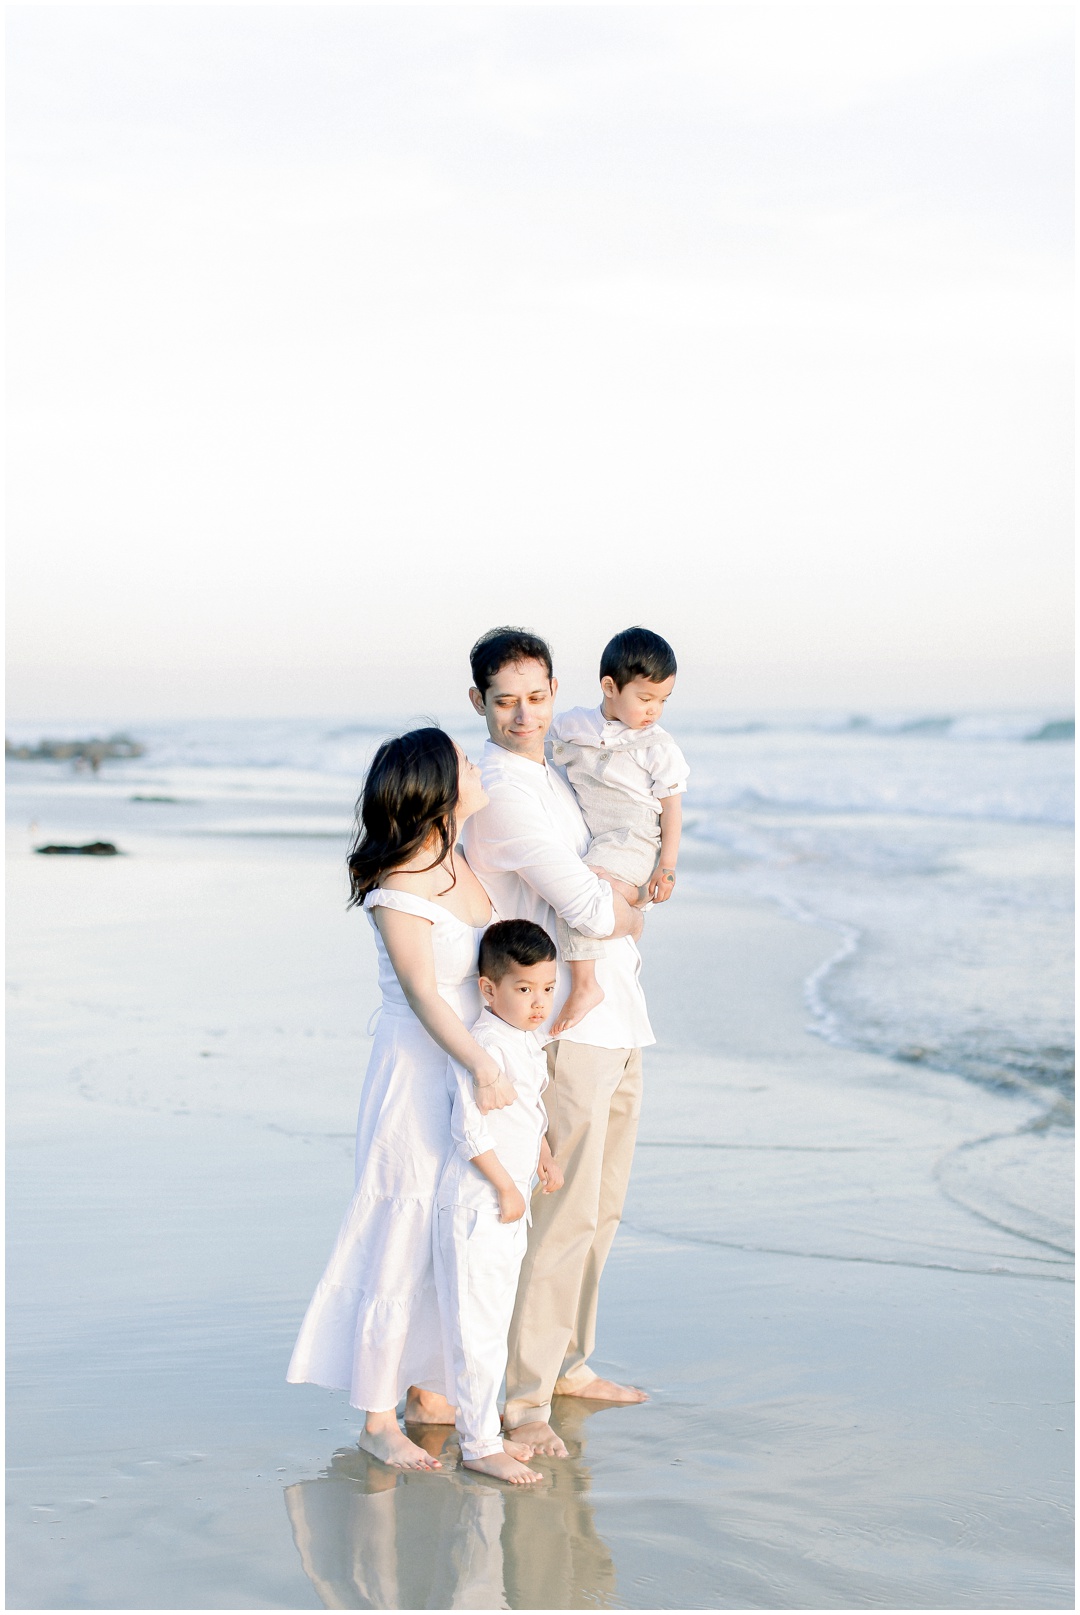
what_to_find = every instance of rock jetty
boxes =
[6,735,145,768]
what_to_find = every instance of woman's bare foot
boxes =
[556,1376,647,1404]
[504,1420,569,1457]
[358,1423,442,1469]
[404,1387,456,1425]
[502,1436,534,1460]
[551,981,605,1035]
[463,1452,542,1485]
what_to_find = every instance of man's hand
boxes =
[647,865,677,903]
[537,1140,564,1194]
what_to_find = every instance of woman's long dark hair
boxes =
[347,727,459,908]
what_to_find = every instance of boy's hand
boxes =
[498,1184,527,1223]
[648,866,677,903]
[537,1142,564,1194]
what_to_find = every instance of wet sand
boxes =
[6,825,1073,1609]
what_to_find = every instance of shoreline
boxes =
[6,823,1073,1609]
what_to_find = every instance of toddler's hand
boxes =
[498,1184,527,1223]
[648,866,677,903]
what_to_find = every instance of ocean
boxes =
[8,706,1072,1123]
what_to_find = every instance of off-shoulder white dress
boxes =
[287,887,489,1411]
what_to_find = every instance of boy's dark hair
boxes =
[600,626,677,690]
[478,919,557,982]
[470,627,554,699]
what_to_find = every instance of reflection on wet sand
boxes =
[285,1403,617,1610]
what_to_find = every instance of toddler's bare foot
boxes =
[358,1425,442,1469]
[404,1387,456,1425]
[556,1376,647,1404]
[504,1420,569,1457]
[463,1452,542,1485]
[551,981,605,1035]
[502,1436,534,1460]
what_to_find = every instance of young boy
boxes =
[434,919,565,1485]
[549,626,689,1033]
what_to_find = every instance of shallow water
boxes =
[5,718,1074,1608]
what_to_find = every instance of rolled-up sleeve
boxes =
[478,785,616,939]
[647,740,690,802]
[448,1056,498,1160]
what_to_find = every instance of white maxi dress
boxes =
[287,888,487,1412]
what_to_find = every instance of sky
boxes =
[6,1,1074,722]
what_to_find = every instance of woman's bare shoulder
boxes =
[379,865,440,897]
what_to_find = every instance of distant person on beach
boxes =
[548,626,688,1033]
[288,728,537,1472]
[434,919,565,1485]
[463,627,653,1459]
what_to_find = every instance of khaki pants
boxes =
[503,1039,643,1430]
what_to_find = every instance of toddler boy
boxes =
[434,919,564,1485]
[549,626,689,1033]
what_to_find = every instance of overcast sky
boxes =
[7,2,1073,721]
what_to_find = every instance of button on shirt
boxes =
[462,739,655,1051]
[438,1009,550,1221]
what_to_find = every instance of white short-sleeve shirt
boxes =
[550,705,690,812]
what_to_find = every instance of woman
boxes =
[287,727,518,1470]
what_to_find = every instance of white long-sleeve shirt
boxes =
[437,1009,550,1220]
[462,739,655,1050]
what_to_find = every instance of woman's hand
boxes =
[472,1052,516,1113]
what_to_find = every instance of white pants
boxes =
[434,1203,529,1460]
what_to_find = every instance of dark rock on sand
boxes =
[35,842,122,857]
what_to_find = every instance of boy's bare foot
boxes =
[504,1420,569,1457]
[358,1425,443,1469]
[551,981,605,1035]
[556,1377,647,1404]
[404,1388,456,1424]
[502,1436,534,1460]
[463,1452,542,1485]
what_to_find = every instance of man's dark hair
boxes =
[478,918,557,982]
[599,626,678,690]
[469,627,554,699]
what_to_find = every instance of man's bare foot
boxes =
[551,981,605,1035]
[404,1388,456,1425]
[358,1424,443,1469]
[504,1420,569,1457]
[556,1377,647,1404]
[502,1436,534,1460]
[463,1452,542,1485]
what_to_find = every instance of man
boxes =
[462,625,653,1458]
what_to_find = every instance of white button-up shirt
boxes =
[462,739,655,1051]
[438,1008,550,1220]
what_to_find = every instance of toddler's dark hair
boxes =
[478,919,557,982]
[600,626,677,690]
[470,626,554,698]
